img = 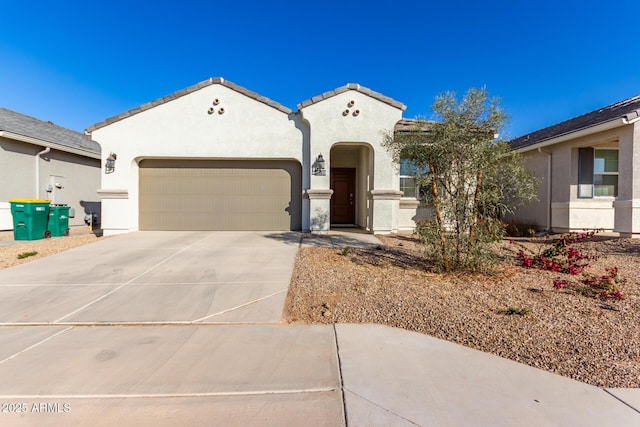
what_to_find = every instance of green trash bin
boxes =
[9,199,51,240]
[48,205,71,237]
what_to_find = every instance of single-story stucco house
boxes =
[509,95,640,237]
[0,107,102,230]
[86,78,428,236]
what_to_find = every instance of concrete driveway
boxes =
[0,231,345,426]
[0,231,298,324]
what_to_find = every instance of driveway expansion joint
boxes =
[0,388,340,400]
[343,388,421,426]
[0,326,74,365]
[603,389,640,414]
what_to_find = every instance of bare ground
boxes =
[0,229,105,270]
[283,234,640,388]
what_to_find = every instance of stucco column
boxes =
[370,189,403,234]
[97,189,130,236]
[306,189,333,234]
[614,122,640,237]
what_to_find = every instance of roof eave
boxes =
[0,130,101,159]
[297,83,407,112]
[86,77,293,134]
[513,118,631,153]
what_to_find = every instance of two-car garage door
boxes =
[139,159,301,231]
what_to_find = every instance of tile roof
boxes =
[510,95,640,150]
[394,118,433,132]
[297,83,406,111]
[86,78,292,133]
[0,107,100,156]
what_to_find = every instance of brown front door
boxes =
[330,168,355,224]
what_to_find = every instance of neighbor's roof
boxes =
[0,107,100,156]
[86,77,292,133]
[297,83,406,111]
[510,95,640,150]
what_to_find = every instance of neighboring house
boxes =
[509,95,640,237]
[0,108,102,230]
[86,77,427,235]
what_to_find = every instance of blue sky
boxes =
[2,0,639,139]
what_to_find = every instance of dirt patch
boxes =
[283,234,640,388]
[0,229,106,270]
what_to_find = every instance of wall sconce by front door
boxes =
[312,154,326,176]
[105,153,117,174]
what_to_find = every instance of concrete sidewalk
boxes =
[0,230,638,426]
[1,323,638,426]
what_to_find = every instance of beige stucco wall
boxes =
[0,136,101,229]
[506,149,550,229]
[91,84,304,235]
[0,137,39,203]
[513,125,633,233]
[614,121,640,236]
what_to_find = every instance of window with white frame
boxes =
[578,148,618,198]
[594,149,618,196]
[399,159,420,198]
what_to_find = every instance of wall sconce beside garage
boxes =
[105,153,117,174]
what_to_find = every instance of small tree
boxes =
[384,88,537,272]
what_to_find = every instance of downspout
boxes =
[538,147,551,231]
[35,147,50,199]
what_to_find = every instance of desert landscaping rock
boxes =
[284,234,640,388]
[0,230,105,270]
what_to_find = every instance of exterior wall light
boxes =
[105,153,117,174]
[313,154,326,176]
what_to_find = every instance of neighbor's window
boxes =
[400,159,420,198]
[578,148,618,198]
[594,149,618,196]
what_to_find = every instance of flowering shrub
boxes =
[516,236,593,275]
[580,267,625,300]
[514,231,624,301]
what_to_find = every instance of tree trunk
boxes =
[469,168,483,250]
[429,161,449,272]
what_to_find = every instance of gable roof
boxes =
[0,107,101,157]
[297,83,406,111]
[510,95,640,150]
[86,77,292,133]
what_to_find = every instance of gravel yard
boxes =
[0,229,105,270]
[283,233,640,388]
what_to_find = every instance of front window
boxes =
[578,147,618,198]
[399,159,421,198]
[593,149,618,197]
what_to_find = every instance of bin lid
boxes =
[9,199,51,203]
